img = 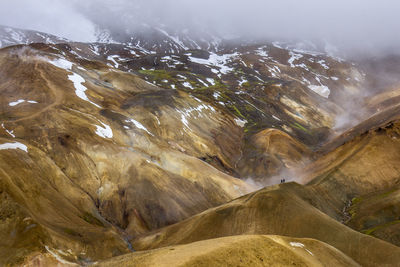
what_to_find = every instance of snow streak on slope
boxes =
[0,142,28,152]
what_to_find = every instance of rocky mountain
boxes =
[0,26,68,48]
[1,25,400,266]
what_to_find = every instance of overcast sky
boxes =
[0,0,399,54]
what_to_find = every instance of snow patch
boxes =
[45,246,77,265]
[206,78,216,85]
[308,85,330,98]
[290,242,313,256]
[238,77,248,86]
[176,74,187,80]
[9,99,25,106]
[177,102,216,130]
[1,123,15,138]
[197,78,208,87]
[318,59,329,70]
[182,82,194,89]
[268,65,281,77]
[188,52,239,75]
[290,242,305,248]
[272,115,281,121]
[234,118,247,127]
[9,99,38,106]
[90,44,101,56]
[48,58,73,70]
[0,142,27,152]
[7,28,24,41]
[68,73,101,108]
[126,119,153,136]
[272,42,283,49]
[288,51,303,67]
[156,28,189,50]
[95,122,113,139]
[107,55,120,68]
[255,46,269,58]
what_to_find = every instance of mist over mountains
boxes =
[1,0,400,57]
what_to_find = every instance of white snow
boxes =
[96,29,119,44]
[176,74,187,80]
[331,76,339,81]
[156,28,189,50]
[268,65,282,77]
[161,56,173,61]
[210,68,219,76]
[318,59,329,70]
[155,116,161,125]
[234,118,247,127]
[206,78,216,86]
[1,123,15,138]
[126,119,153,136]
[256,47,269,58]
[48,58,73,70]
[0,142,27,152]
[68,73,101,108]
[188,52,239,75]
[272,42,283,49]
[273,66,281,73]
[302,77,311,85]
[9,99,25,106]
[160,55,182,68]
[197,78,208,87]
[182,82,194,89]
[297,63,309,71]
[9,99,38,106]
[181,114,189,128]
[288,51,303,67]
[5,27,25,43]
[107,55,120,68]
[90,45,101,56]
[238,77,248,86]
[95,122,113,139]
[272,115,281,121]
[177,102,216,130]
[290,242,314,256]
[129,49,138,56]
[308,85,330,98]
[45,246,77,265]
[290,242,305,248]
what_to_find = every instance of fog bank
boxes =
[1,0,399,55]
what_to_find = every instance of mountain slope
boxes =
[1,26,400,266]
[129,115,400,266]
[0,44,254,265]
[131,182,400,267]
[97,235,360,267]
[0,25,68,48]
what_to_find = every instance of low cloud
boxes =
[0,0,96,42]
[1,0,400,56]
